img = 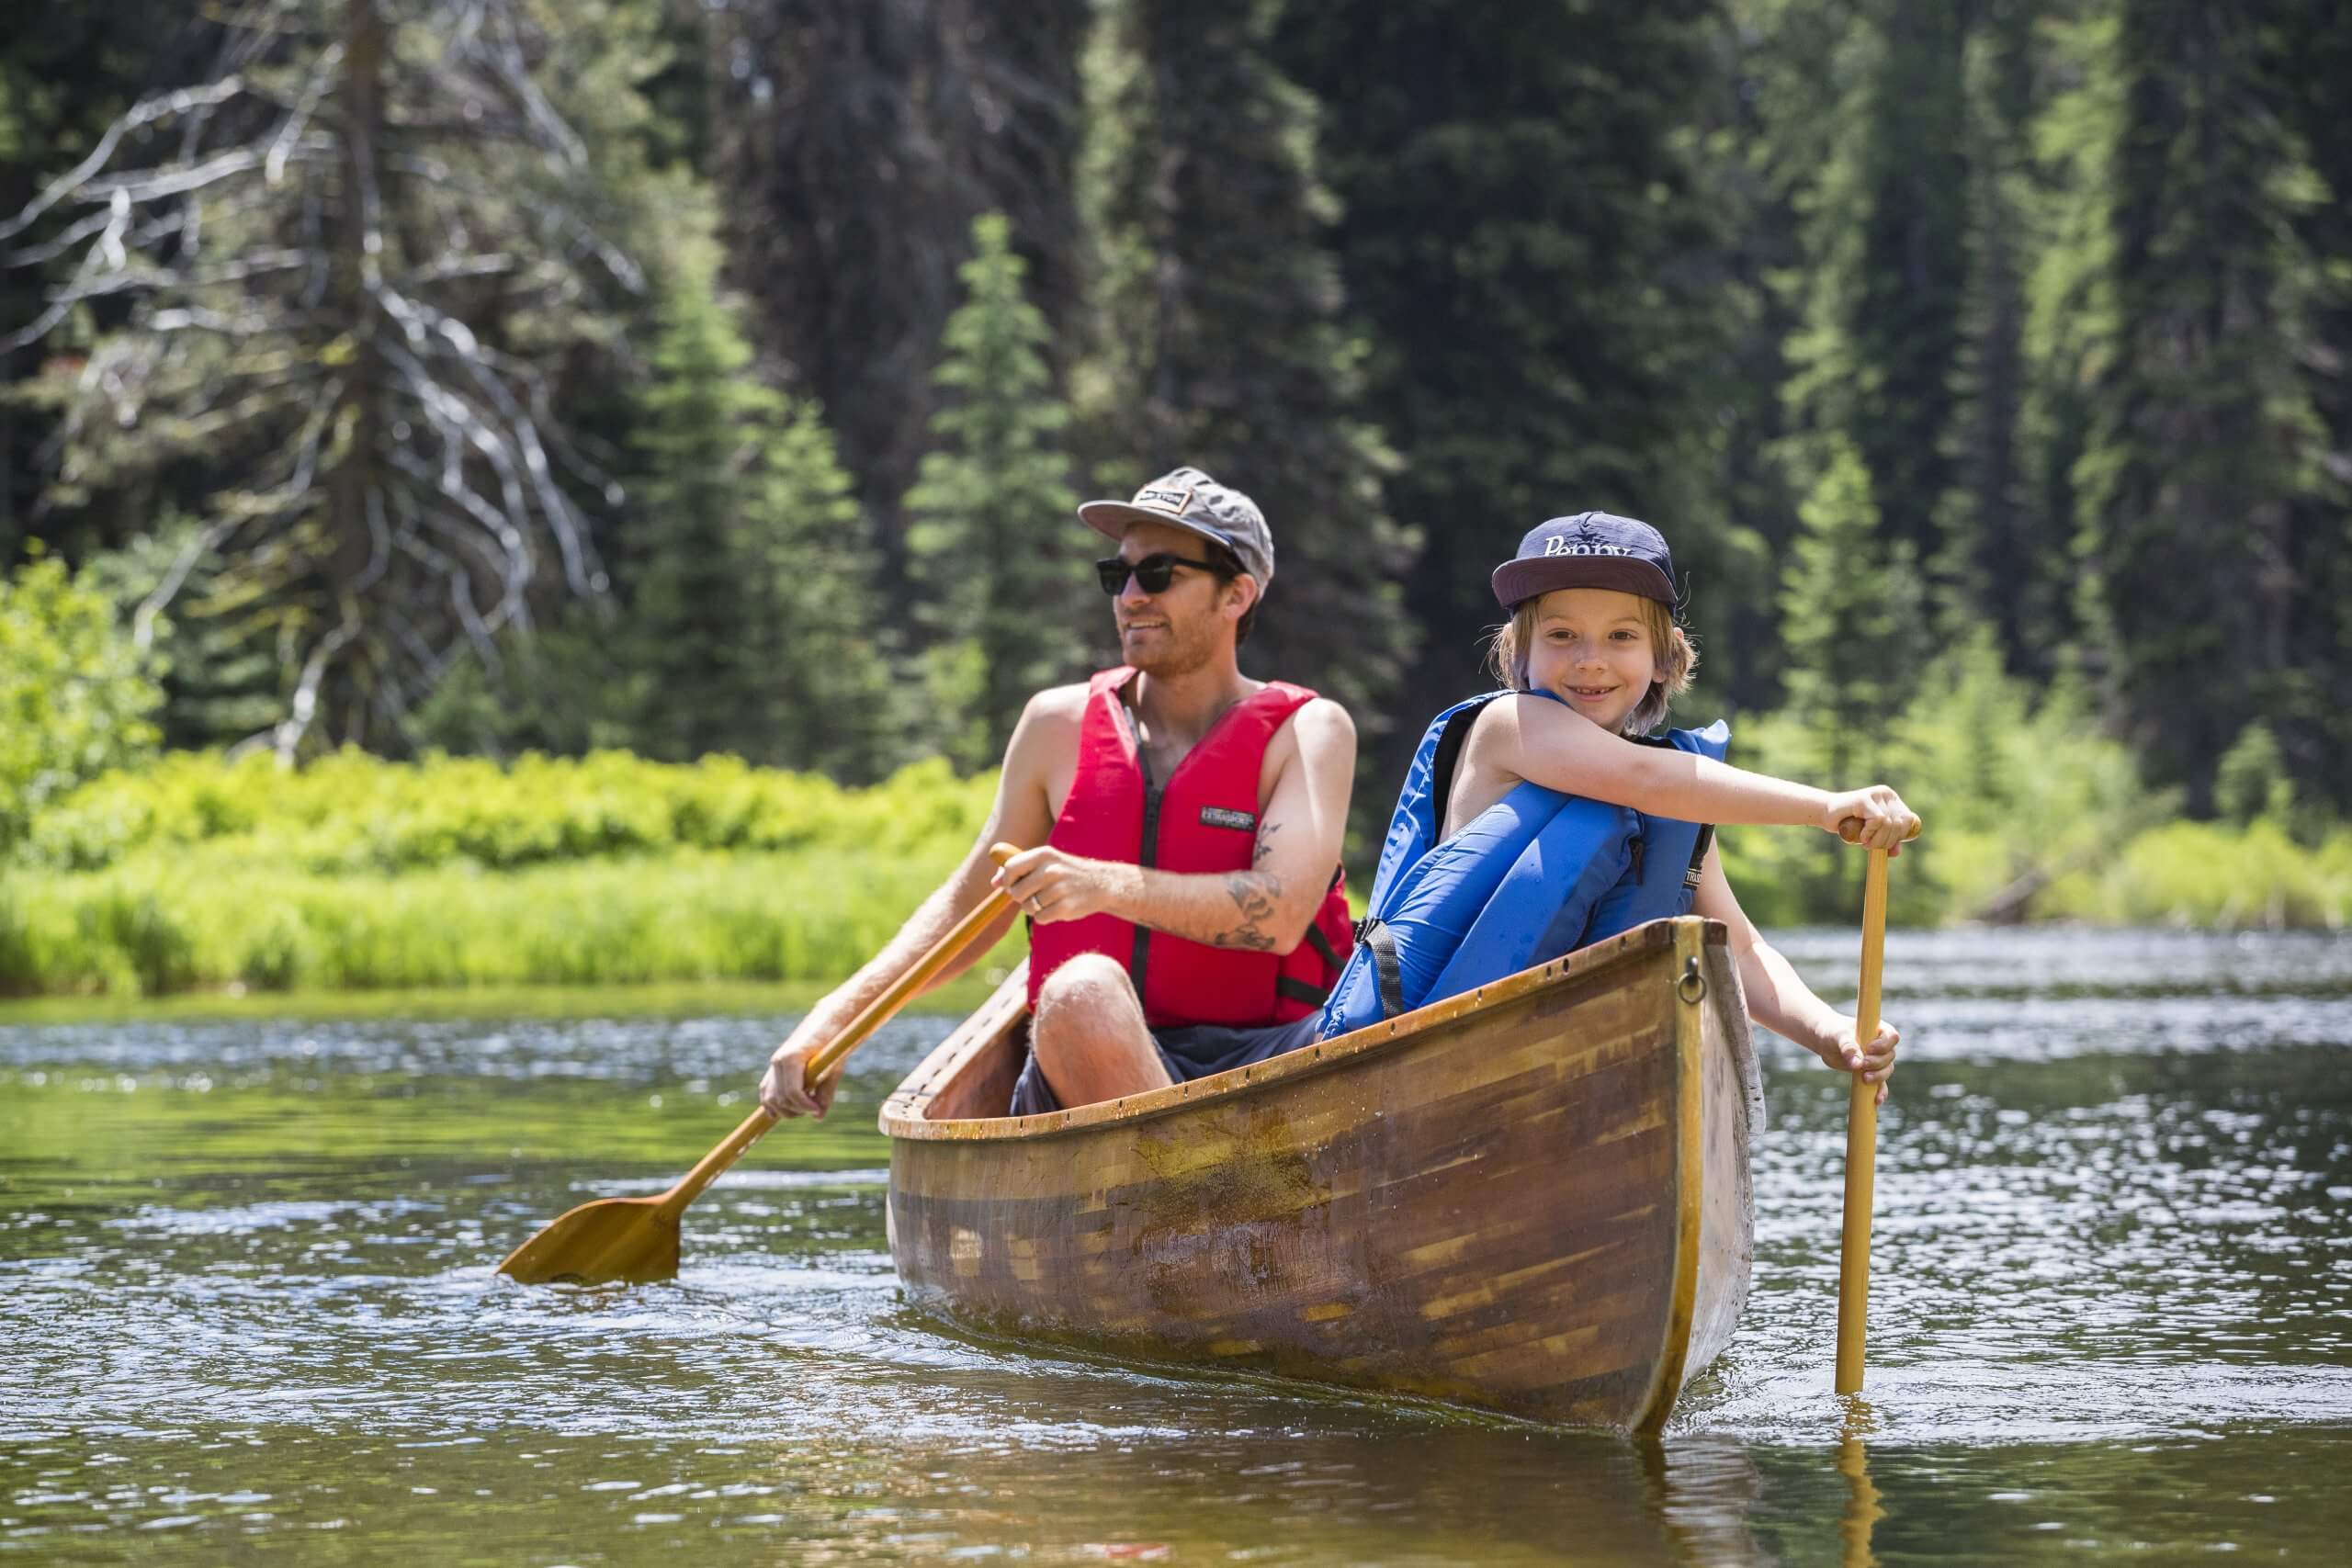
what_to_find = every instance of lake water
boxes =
[4,929,2348,1563]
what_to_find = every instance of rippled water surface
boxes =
[4,930,2348,1562]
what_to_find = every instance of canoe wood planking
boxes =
[880,917,1762,1431]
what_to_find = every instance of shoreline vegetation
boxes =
[2,741,2346,1003]
[0,973,1014,1028]
[6,6,2348,1014]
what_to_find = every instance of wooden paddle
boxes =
[498,845,1019,1285]
[1834,828,1901,1393]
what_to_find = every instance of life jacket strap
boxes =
[1275,975,1331,1007]
[1353,917,1408,1021]
[1685,824,1714,892]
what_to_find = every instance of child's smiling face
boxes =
[1522,587,1662,734]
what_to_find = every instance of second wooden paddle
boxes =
[498,845,1019,1285]
[1835,842,1892,1393]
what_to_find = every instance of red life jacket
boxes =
[1026,667,1355,1029]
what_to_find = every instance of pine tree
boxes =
[628,235,898,777]
[80,522,282,749]
[1,0,671,755]
[1775,438,1923,900]
[1078,0,1413,741]
[0,0,208,558]
[1760,0,1972,593]
[904,214,1089,773]
[744,395,904,783]
[1937,0,2071,678]
[2070,0,2312,810]
[2260,1,2352,808]
[703,0,1090,589]
[1275,0,1746,750]
[628,247,762,762]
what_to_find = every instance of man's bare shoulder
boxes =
[1262,696,1356,797]
[1286,694,1358,752]
[1018,682,1091,731]
[1002,682,1091,770]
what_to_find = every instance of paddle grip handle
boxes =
[1834,846,1890,1394]
[803,843,1021,1089]
[1837,817,1923,846]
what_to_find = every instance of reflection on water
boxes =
[3,930,2349,1562]
[1838,1407,1883,1568]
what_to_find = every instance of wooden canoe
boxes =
[878,916,1763,1431]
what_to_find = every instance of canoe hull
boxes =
[881,918,1758,1430]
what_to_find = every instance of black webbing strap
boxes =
[1685,824,1715,892]
[1426,701,1487,834]
[1624,729,1718,895]
[1284,867,1348,1008]
[1303,917,1343,973]
[1276,975,1330,1006]
[1355,917,1407,1020]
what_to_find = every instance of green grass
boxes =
[1,749,1020,999]
[0,847,1027,999]
[5,719,2344,1005]
[19,748,998,874]
[0,970,1012,1027]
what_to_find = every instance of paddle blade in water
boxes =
[497,1196,681,1285]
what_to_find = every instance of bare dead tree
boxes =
[2,0,643,758]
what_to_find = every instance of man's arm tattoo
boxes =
[1214,871,1283,951]
[1252,820,1283,867]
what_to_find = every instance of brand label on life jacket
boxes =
[1199,806,1257,832]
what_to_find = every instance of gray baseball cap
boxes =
[1078,466,1274,587]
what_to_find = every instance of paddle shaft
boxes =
[806,874,1016,1086]
[652,851,1018,1224]
[1834,847,1891,1393]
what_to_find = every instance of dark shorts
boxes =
[1007,1013,1322,1117]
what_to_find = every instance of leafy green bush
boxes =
[0,551,163,852]
[20,750,997,874]
[1713,633,2351,929]
[2065,818,2352,930]
[0,846,1020,998]
[1,747,1011,996]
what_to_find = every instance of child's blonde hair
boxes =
[1485,595,1698,737]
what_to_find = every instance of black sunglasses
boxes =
[1095,552,1228,596]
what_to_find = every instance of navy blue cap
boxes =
[1491,512,1677,610]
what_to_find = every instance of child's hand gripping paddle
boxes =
[1833,817,1916,1393]
[497,847,1019,1285]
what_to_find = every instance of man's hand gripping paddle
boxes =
[497,847,1018,1285]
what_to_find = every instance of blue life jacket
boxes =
[1318,693,1730,1040]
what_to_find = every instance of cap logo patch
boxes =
[1543,537,1634,558]
[1135,483,1196,513]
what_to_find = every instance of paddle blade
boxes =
[497,1195,681,1285]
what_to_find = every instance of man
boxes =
[758,467,1357,1119]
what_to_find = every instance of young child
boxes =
[1321,512,1912,1100]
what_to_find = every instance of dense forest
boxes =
[4,0,2348,936]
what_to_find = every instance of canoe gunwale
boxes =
[1633,919,1714,1428]
[878,918,1719,1142]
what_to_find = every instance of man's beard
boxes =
[1122,614,1216,677]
